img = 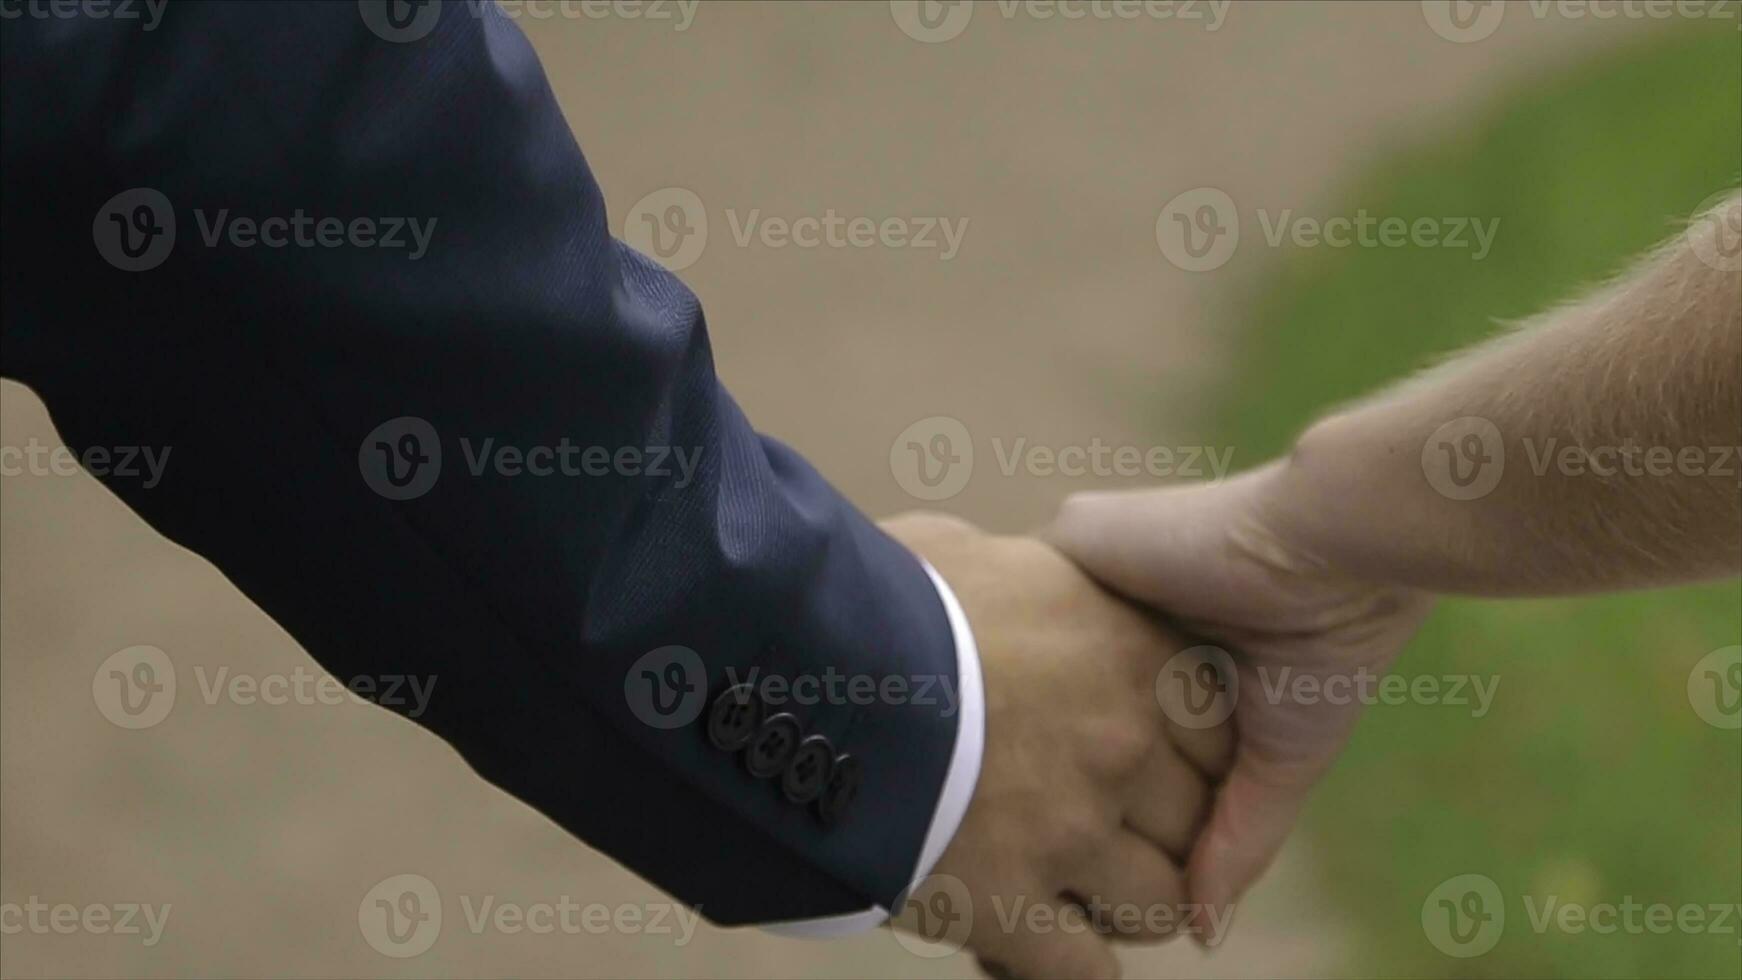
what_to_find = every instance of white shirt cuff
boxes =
[761,559,985,938]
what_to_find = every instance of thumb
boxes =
[1048,474,1277,617]
[1186,751,1321,925]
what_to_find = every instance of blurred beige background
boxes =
[1,2,1673,976]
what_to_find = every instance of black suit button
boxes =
[706,683,763,751]
[781,735,836,804]
[814,753,861,826]
[745,712,803,778]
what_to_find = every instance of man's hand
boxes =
[881,512,1233,980]
[1048,468,1433,914]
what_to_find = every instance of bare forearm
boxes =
[1258,193,1742,596]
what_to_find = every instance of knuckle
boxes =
[1082,718,1153,779]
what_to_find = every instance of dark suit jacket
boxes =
[0,0,961,924]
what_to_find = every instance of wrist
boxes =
[1245,432,1435,608]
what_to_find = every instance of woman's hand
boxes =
[1048,466,1434,914]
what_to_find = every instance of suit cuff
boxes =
[761,559,985,938]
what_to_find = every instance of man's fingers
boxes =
[881,509,977,547]
[1069,831,1188,942]
[1152,643,1238,779]
[1123,745,1212,861]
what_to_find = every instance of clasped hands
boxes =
[881,463,1432,979]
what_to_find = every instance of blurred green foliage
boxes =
[1209,26,1741,979]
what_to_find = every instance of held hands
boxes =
[1048,463,1434,914]
[880,513,1233,980]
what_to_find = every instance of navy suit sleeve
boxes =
[0,0,961,923]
